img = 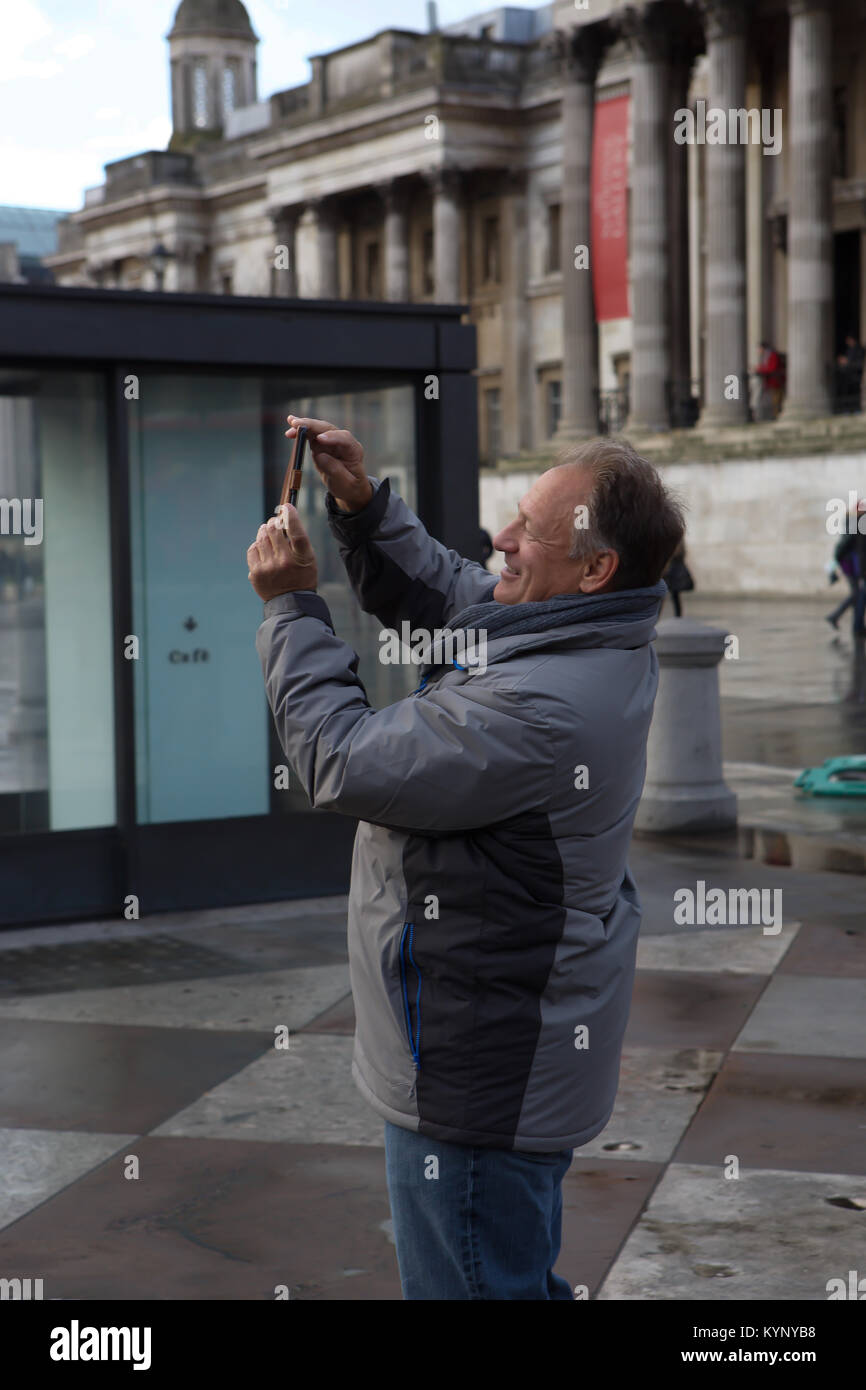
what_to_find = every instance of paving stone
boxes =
[776,923,866,978]
[597,1163,866,1300]
[575,1047,723,1165]
[0,934,248,997]
[151,1035,382,1147]
[560,1158,664,1298]
[0,1136,399,1300]
[0,1127,136,1232]
[0,964,351,1033]
[676,1052,866,1176]
[0,900,349,953]
[733,975,866,1060]
[625,971,767,1051]
[0,1018,271,1133]
[300,992,355,1034]
[165,915,349,970]
[637,924,799,975]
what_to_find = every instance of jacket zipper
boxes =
[399,921,421,1070]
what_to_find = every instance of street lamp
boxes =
[149,242,173,292]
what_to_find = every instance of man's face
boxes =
[491,465,612,604]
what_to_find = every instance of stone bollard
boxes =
[636,618,737,833]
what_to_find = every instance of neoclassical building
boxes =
[47,0,866,591]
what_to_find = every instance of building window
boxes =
[220,270,233,295]
[365,240,381,298]
[0,371,115,834]
[482,215,500,284]
[422,227,434,295]
[546,379,562,437]
[193,60,209,128]
[546,203,561,274]
[485,387,502,462]
[223,62,238,118]
[127,376,418,826]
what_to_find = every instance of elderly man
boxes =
[248,417,685,1301]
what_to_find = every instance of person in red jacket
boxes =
[754,341,785,418]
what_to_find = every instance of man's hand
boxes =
[247,504,318,601]
[285,414,373,513]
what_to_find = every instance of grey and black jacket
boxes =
[256,477,663,1152]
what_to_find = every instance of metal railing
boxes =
[596,388,629,435]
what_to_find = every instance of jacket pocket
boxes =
[398,921,422,1070]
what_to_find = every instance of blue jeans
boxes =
[383,1120,575,1300]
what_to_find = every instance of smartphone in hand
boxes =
[277,425,308,530]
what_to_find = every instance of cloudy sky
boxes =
[1,0,536,212]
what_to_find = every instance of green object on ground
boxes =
[794,756,866,797]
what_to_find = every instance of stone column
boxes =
[315,196,340,299]
[269,206,300,297]
[668,40,697,425]
[624,9,672,432]
[381,181,411,301]
[635,620,737,832]
[698,0,749,428]
[500,169,532,454]
[430,167,462,302]
[553,23,610,444]
[779,0,833,421]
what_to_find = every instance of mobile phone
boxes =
[278,425,308,528]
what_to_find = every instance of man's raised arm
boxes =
[286,414,496,630]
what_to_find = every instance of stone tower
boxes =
[167,0,258,150]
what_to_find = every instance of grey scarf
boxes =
[449,579,667,641]
[416,579,666,682]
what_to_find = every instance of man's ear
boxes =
[578,549,620,594]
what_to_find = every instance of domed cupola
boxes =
[167,0,258,149]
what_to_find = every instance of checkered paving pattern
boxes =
[0,874,863,1300]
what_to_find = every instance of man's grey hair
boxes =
[554,436,686,590]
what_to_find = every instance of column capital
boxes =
[552,21,612,86]
[374,178,411,213]
[311,193,342,224]
[700,0,747,43]
[424,165,463,198]
[619,4,673,63]
[267,203,302,228]
[499,167,529,197]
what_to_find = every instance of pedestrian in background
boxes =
[754,341,785,419]
[854,499,866,637]
[826,528,859,631]
[479,527,494,570]
[662,541,693,617]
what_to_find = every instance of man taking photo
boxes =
[247,416,685,1301]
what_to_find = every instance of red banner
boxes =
[591,95,629,322]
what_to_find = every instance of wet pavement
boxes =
[0,837,863,1301]
[1,596,863,1300]
[656,596,866,871]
